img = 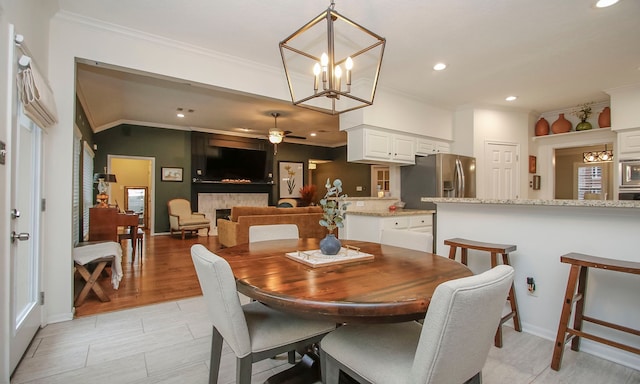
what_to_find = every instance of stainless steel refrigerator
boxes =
[401,153,476,209]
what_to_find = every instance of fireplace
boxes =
[198,192,269,234]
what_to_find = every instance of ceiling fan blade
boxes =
[285,135,306,140]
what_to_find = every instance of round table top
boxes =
[215,238,473,323]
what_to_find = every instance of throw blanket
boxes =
[73,242,123,289]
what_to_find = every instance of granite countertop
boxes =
[421,197,640,209]
[345,208,436,217]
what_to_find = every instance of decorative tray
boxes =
[285,246,374,268]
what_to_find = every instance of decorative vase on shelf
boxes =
[598,106,611,128]
[319,233,341,255]
[576,120,592,131]
[551,113,572,134]
[535,117,550,136]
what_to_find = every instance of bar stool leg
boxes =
[461,248,468,266]
[551,264,581,371]
[571,266,588,352]
[448,245,458,261]
[503,253,522,332]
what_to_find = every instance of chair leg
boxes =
[288,350,296,364]
[182,229,186,240]
[320,351,341,384]
[236,355,252,384]
[209,327,223,384]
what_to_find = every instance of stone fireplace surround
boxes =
[191,181,274,235]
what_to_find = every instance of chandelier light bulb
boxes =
[321,53,329,67]
[313,62,321,91]
[335,65,342,93]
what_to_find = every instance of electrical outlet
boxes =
[356,201,365,207]
[526,277,537,297]
[356,186,363,191]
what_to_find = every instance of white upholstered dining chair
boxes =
[249,224,299,243]
[190,244,335,384]
[320,265,514,384]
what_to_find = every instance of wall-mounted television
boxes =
[204,146,267,182]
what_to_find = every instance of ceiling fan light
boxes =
[269,128,284,144]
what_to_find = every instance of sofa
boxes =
[217,206,327,248]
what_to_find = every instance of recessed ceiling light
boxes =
[433,63,447,71]
[505,96,518,101]
[310,132,317,137]
[177,113,185,118]
[595,0,619,8]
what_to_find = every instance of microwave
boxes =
[619,159,640,188]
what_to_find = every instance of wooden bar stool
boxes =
[444,237,521,347]
[551,253,640,371]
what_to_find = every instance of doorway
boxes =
[124,186,148,228]
[108,156,155,234]
[484,142,519,199]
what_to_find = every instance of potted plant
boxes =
[299,184,317,207]
[319,178,350,255]
[573,102,593,131]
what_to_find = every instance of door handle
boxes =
[11,231,30,243]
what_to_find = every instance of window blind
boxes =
[72,134,81,245]
[82,142,95,242]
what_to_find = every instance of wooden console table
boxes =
[89,207,140,263]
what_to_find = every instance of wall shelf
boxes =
[532,127,612,141]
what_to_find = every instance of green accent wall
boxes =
[94,125,371,232]
[94,125,191,232]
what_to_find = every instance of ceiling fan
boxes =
[268,112,306,144]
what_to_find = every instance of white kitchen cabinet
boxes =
[618,129,640,157]
[341,213,433,243]
[415,137,451,155]
[347,127,416,164]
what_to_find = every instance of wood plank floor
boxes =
[74,231,221,317]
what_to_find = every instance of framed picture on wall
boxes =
[279,161,303,198]
[529,156,537,174]
[161,167,183,182]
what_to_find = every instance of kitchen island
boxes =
[423,197,640,370]
[339,206,435,244]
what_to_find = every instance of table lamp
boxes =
[93,171,117,207]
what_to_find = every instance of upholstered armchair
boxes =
[167,198,211,239]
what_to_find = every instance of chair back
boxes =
[249,224,299,243]
[380,229,433,252]
[190,244,251,358]
[412,265,514,384]
[167,198,191,218]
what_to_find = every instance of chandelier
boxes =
[583,145,613,163]
[279,0,386,115]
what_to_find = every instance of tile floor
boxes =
[10,296,640,384]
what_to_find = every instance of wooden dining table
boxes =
[214,238,473,383]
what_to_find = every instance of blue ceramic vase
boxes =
[319,233,341,255]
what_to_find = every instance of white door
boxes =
[9,105,43,373]
[485,142,519,199]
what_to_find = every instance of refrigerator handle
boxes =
[455,159,465,197]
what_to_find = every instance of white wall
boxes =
[451,106,474,156]
[0,0,55,380]
[435,202,640,370]
[608,83,640,131]
[340,88,454,141]
[455,107,531,198]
